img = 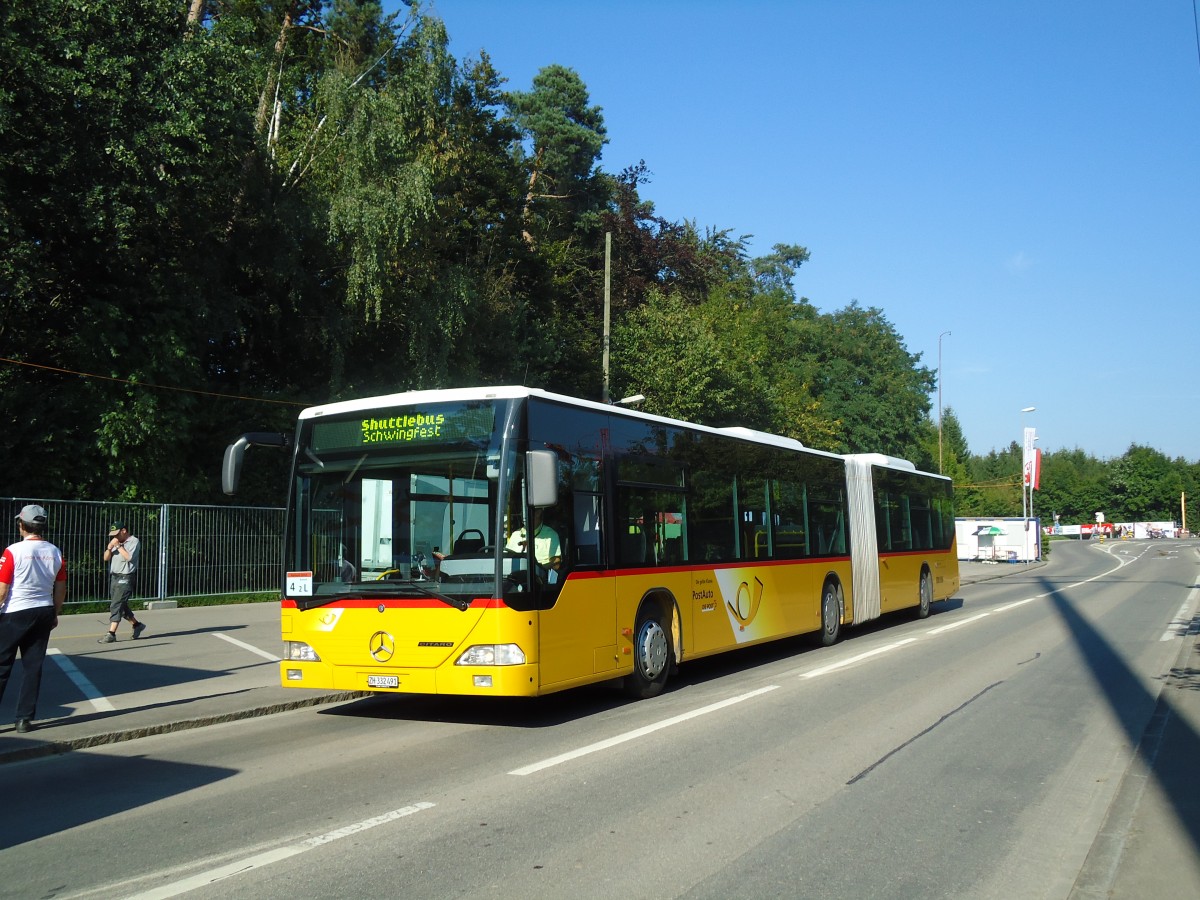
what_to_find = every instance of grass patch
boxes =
[62,591,279,616]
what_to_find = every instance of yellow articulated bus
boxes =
[223,386,958,699]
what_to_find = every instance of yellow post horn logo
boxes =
[727,576,765,629]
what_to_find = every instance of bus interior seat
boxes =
[622,526,646,565]
[662,536,682,564]
[453,529,485,554]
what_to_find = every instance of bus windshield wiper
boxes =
[383,579,471,611]
[337,579,471,611]
[295,580,470,611]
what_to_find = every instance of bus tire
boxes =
[917,569,933,619]
[625,609,672,699]
[820,580,842,646]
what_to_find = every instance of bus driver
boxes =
[506,508,562,580]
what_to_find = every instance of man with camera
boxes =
[99,522,146,643]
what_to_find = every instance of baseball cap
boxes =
[15,504,48,526]
[108,522,127,536]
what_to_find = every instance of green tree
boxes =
[1033,448,1108,525]
[0,0,268,500]
[802,302,935,457]
[611,235,838,448]
[249,6,531,398]
[506,64,608,248]
[14,0,1160,522]
[964,444,1023,518]
[499,65,613,399]
[1105,445,1184,522]
[910,406,973,490]
[611,288,734,421]
[600,162,715,319]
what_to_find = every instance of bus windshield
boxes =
[285,399,529,609]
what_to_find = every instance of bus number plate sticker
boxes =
[368,675,400,688]
[286,571,313,596]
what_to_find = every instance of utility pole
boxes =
[602,232,611,404]
[938,331,950,473]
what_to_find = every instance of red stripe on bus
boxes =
[878,549,951,560]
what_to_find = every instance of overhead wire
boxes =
[955,478,1023,489]
[0,356,310,407]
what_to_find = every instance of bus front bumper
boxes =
[279,661,541,696]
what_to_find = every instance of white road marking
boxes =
[800,639,918,678]
[509,685,780,776]
[1160,579,1200,641]
[212,632,281,662]
[514,567,1106,779]
[993,598,1037,612]
[127,802,435,899]
[47,649,115,712]
[927,613,991,634]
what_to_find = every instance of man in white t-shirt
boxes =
[0,504,67,733]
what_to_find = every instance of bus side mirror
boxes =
[222,432,289,495]
[526,450,558,508]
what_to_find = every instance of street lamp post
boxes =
[938,331,950,473]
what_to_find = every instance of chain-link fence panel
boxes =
[1,498,283,606]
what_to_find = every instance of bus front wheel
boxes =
[626,611,671,699]
[820,581,842,646]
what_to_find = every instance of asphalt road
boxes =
[0,539,1197,899]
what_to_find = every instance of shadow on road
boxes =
[0,754,236,850]
[1040,571,1200,861]
[325,598,968,729]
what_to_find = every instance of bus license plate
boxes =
[367,675,399,689]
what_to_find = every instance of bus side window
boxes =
[649,495,685,565]
[574,493,601,566]
[688,472,736,563]
[771,479,807,559]
[662,536,683,564]
[737,477,768,560]
[621,525,647,565]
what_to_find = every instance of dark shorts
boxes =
[109,573,137,623]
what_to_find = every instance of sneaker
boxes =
[131,622,147,640]
[15,719,33,733]
[98,632,116,643]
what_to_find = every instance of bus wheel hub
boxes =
[637,620,668,679]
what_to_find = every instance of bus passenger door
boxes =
[537,493,617,687]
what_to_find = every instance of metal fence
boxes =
[1,498,284,606]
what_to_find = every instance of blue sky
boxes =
[416,1,1200,460]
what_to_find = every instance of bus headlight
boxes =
[455,644,526,666]
[285,641,321,662]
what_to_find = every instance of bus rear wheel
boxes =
[917,570,933,619]
[625,611,671,699]
[820,581,842,646]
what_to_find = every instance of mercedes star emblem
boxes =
[369,631,395,662]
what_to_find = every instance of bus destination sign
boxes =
[311,403,496,452]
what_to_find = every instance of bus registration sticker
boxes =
[287,571,314,596]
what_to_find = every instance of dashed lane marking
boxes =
[212,632,281,662]
[126,802,435,899]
